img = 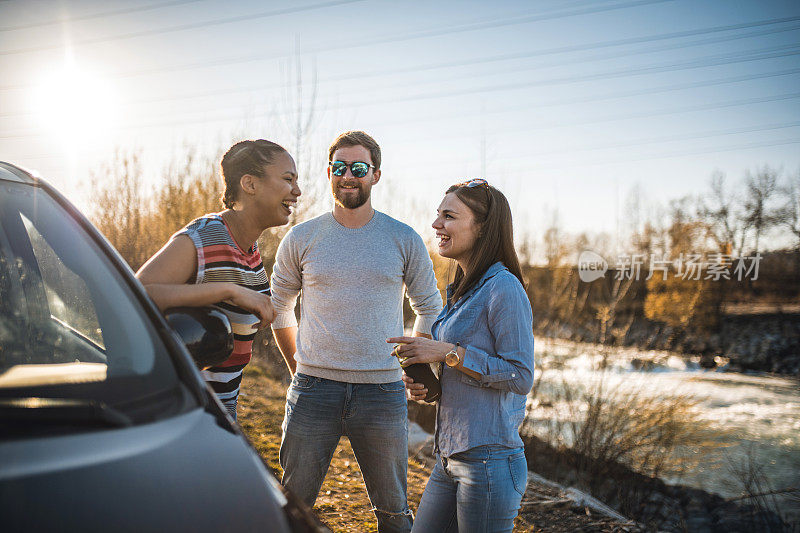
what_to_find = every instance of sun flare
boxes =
[33,61,117,149]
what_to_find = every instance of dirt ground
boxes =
[237,360,639,532]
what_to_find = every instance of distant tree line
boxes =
[88,147,798,350]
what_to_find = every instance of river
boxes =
[527,338,800,525]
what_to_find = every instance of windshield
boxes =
[0,180,187,424]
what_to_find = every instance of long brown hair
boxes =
[446,180,524,303]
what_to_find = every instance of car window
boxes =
[21,215,105,349]
[0,181,184,420]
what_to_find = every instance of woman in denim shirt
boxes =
[388,179,534,532]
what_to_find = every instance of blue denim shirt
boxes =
[432,261,535,457]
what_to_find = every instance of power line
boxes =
[326,42,800,110]
[0,0,367,56]
[529,137,800,172]
[320,0,674,55]
[3,62,799,141]
[383,90,800,134]
[5,18,798,117]
[522,121,800,158]
[0,0,669,77]
[322,22,800,85]
[370,67,800,157]
[267,44,799,115]
[505,67,800,111]
[64,12,800,85]
[363,45,800,106]
[402,136,800,174]
[375,117,800,164]
[0,0,203,32]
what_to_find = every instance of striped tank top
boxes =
[173,213,270,402]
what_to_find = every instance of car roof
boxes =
[0,162,38,184]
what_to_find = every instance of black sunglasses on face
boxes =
[329,160,374,178]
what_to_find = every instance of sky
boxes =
[1,0,799,254]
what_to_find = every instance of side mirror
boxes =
[164,307,234,370]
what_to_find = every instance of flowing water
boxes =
[529,338,800,524]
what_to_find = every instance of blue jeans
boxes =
[413,445,527,533]
[280,373,413,533]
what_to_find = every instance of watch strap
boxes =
[445,342,461,367]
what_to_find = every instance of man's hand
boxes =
[401,373,429,402]
[387,336,453,366]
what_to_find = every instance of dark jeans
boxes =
[280,373,413,533]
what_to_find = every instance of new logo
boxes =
[578,251,608,282]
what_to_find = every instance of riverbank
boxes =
[538,311,800,375]
[238,355,639,532]
[410,395,791,532]
[531,337,799,529]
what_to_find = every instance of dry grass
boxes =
[524,375,716,483]
[237,360,431,532]
[237,357,634,532]
[724,442,798,531]
[521,372,725,528]
[90,148,225,271]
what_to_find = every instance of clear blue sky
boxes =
[1,0,799,251]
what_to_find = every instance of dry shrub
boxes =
[725,442,798,531]
[91,150,151,270]
[644,275,722,333]
[523,374,715,487]
[148,147,224,255]
[522,375,723,527]
[89,147,224,271]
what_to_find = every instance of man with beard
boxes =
[270,131,442,533]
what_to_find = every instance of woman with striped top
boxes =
[137,140,301,419]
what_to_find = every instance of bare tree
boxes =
[623,184,668,257]
[516,228,537,266]
[667,196,704,257]
[742,166,780,255]
[543,209,568,267]
[596,274,636,362]
[775,168,800,250]
[278,46,319,179]
[243,47,330,272]
[699,170,741,255]
[625,184,649,255]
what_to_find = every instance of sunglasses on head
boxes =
[457,178,492,207]
[455,178,489,190]
[463,178,488,188]
[329,160,375,178]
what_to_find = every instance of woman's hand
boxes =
[225,284,275,329]
[386,336,454,366]
[401,374,429,402]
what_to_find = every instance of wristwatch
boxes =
[445,343,461,367]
